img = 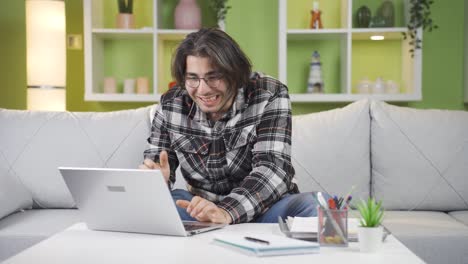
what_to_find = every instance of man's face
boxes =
[185,55,235,121]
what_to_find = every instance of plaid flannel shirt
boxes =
[144,72,298,223]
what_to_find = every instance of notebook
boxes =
[59,167,226,236]
[213,232,319,257]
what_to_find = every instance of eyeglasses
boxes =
[185,75,222,88]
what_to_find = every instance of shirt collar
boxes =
[189,87,246,125]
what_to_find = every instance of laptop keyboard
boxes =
[183,222,211,231]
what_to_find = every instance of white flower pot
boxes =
[357,226,383,253]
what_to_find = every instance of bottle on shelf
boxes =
[310,1,323,29]
[174,0,201,29]
[373,77,385,94]
[307,51,324,93]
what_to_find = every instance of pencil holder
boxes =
[318,208,348,247]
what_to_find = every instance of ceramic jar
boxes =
[356,5,371,28]
[174,0,201,30]
[373,77,385,94]
[116,13,135,29]
[356,77,372,94]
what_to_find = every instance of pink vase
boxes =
[174,0,201,29]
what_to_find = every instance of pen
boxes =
[244,236,270,245]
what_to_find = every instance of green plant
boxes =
[403,0,438,57]
[210,0,231,22]
[117,0,133,14]
[356,198,384,228]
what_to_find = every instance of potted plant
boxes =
[116,0,134,29]
[403,0,438,57]
[210,0,231,31]
[356,197,385,252]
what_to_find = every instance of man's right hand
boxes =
[139,150,170,183]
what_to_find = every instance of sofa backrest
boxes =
[291,99,371,201]
[370,100,468,211]
[0,105,155,217]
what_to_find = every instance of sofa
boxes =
[1,99,467,263]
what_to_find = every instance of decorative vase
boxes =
[174,0,201,30]
[357,226,383,252]
[116,13,135,29]
[378,0,395,27]
[356,5,371,28]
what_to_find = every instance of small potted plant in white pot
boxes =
[356,197,385,253]
[116,0,134,29]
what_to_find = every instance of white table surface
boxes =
[4,223,425,264]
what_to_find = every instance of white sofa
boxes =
[1,100,467,263]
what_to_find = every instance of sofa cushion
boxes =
[370,101,468,211]
[0,209,80,262]
[291,99,370,200]
[449,211,468,226]
[383,211,468,264]
[0,106,155,209]
[0,172,32,220]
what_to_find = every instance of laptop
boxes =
[58,167,226,236]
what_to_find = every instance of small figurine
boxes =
[310,1,323,29]
[307,51,324,93]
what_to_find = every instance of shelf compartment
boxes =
[286,0,348,30]
[90,37,154,95]
[92,0,153,29]
[157,37,185,95]
[351,36,416,96]
[351,0,407,28]
[351,28,407,40]
[287,36,348,95]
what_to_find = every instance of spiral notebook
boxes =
[213,232,319,257]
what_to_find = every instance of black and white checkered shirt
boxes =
[144,72,298,223]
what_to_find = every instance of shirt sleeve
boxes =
[143,103,179,187]
[218,84,295,223]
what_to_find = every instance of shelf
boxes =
[287,29,348,40]
[289,93,421,103]
[157,29,197,40]
[92,28,154,39]
[279,0,422,102]
[84,93,160,102]
[84,0,218,102]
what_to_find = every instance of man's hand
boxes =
[139,150,170,183]
[176,197,232,224]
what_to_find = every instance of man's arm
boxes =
[218,84,294,224]
[142,104,179,186]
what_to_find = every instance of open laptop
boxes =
[58,167,226,236]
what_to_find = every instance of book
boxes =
[213,232,319,257]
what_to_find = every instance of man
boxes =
[140,28,317,224]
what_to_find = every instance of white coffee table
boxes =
[3,223,425,264]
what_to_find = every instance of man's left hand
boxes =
[176,196,232,224]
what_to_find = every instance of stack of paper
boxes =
[213,232,319,257]
[287,216,360,237]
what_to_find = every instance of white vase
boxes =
[174,0,201,30]
[218,19,226,31]
[357,226,383,253]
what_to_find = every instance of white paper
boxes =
[288,216,359,234]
